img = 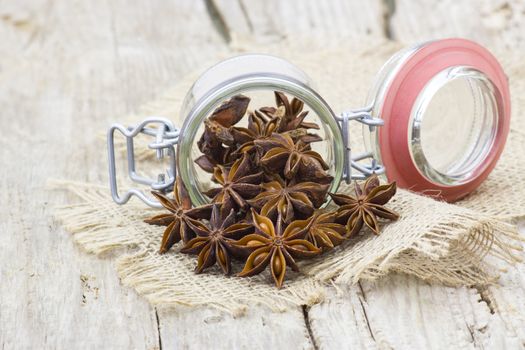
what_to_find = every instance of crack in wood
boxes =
[238,0,253,33]
[474,286,496,314]
[155,308,163,350]
[358,282,368,302]
[358,282,376,342]
[466,324,482,349]
[204,0,232,43]
[382,0,396,40]
[302,305,319,350]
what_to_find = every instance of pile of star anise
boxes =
[145,92,399,288]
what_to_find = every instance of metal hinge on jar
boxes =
[107,117,179,208]
[336,105,385,183]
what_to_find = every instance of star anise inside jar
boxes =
[204,153,263,213]
[143,91,399,288]
[248,177,329,223]
[255,132,331,182]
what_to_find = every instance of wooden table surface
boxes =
[2,1,525,349]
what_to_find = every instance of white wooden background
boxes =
[1,1,525,349]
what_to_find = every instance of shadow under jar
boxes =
[107,38,510,208]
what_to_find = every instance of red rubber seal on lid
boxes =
[379,38,511,202]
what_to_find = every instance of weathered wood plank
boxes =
[214,0,387,46]
[390,0,525,52]
[305,286,377,349]
[483,237,525,348]
[307,244,525,350]
[0,0,229,348]
[157,306,314,349]
[0,81,161,349]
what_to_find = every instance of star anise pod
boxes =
[260,91,320,132]
[234,210,321,288]
[194,153,218,173]
[209,94,251,127]
[195,146,239,174]
[197,95,250,163]
[144,178,213,253]
[284,128,323,144]
[230,112,279,155]
[329,175,399,236]
[248,177,329,223]
[304,211,346,250]
[196,124,229,165]
[204,153,263,213]
[255,132,331,182]
[181,204,252,274]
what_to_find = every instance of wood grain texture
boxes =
[1,0,525,349]
[0,0,227,348]
[390,0,525,51]
[308,272,525,349]
[157,306,314,349]
[214,0,386,45]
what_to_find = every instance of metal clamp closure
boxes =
[336,107,385,183]
[107,117,179,208]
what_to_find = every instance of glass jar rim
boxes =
[408,66,499,186]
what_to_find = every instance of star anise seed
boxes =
[234,210,321,288]
[181,204,252,274]
[230,114,279,156]
[145,178,213,253]
[204,153,263,213]
[305,211,346,249]
[195,154,218,173]
[197,95,250,163]
[260,91,320,132]
[329,174,399,236]
[209,94,251,127]
[255,132,330,181]
[248,177,329,223]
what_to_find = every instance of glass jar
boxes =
[177,54,344,206]
[107,38,510,208]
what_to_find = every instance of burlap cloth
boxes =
[53,40,525,314]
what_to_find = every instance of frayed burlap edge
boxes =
[50,180,524,314]
[309,213,523,286]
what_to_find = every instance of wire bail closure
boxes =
[336,106,385,183]
[107,117,180,208]
[106,109,384,208]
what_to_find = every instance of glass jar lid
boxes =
[365,38,511,201]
